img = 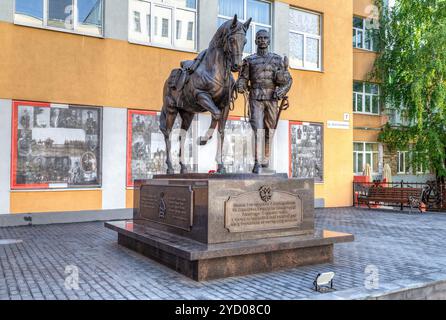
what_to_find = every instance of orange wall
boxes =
[353,129,380,142]
[0,22,194,109]
[354,113,386,128]
[354,0,375,17]
[10,190,102,214]
[353,49,378,81]
[126,189,134,209]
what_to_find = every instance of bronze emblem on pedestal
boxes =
[259,185,273,203]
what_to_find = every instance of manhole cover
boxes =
[0,239,23,245]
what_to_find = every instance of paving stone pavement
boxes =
[0,207,446,300]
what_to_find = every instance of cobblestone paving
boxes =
[1,208,446,300]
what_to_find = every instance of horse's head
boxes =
[214,15,251,72]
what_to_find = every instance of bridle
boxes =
[223,30,246,111]
[223,30,246,71]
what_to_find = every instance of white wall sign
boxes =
[327,121,350,130]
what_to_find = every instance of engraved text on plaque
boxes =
[225,190,303,233]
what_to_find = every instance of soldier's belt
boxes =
[250,84,276,89]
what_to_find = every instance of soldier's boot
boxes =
[262,136,271,168]
[252,162,261,174]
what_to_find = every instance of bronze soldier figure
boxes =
[237,29,293,174]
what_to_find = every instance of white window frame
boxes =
[397,150,409,174]
[415,160,425,175]
[13,0,105,38]
[289,7,322,71]
[217,0,273,56]
[128,0,198,52]
[353,16,377,52]
[398,150,427,175]
[353,82,380,115]
[353,142,380,174]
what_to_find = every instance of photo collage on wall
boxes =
[12,101,102,189]
[223,118,254,173]
[127,110,198,186]
[290,122,324,182]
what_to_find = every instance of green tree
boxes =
[373,0,446,181]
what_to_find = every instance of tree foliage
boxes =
[373,0,446,179]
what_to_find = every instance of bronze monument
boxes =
[106,18,354,281]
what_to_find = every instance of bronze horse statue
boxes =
[160,15,251,174]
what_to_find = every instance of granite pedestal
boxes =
[105,174,354,281]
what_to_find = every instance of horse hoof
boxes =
[180,168,189,174]
[166,169,175,174]
[252,164,260,174]
[217,165,226,174]
[198,136,208,146]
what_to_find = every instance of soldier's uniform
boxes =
[238,52,292,168]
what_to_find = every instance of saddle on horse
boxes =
[168,50,207,92]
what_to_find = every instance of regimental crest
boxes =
[259,185,273,203]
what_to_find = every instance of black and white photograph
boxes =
[128,111,197,185]
[13,103,102,188]
[18,106,34,130]
[290,122,323,182]
[223,118,254,173]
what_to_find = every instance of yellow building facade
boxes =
[0,0,381,218]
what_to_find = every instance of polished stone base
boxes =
[105,221,354,281]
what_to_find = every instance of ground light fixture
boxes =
[313,272,335,293]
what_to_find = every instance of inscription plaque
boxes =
[225,190,303,233]
[139,184,193,231]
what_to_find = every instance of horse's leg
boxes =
[196,92,222,121]
[198,118,218,146]
[216,104,230,174]
[178,111,195,174]
[160,105,177,174]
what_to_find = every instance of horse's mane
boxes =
[209,20,245,49]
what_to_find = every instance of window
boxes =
[290,122,324,182]
[47,0,73,29]
[126,110,198,187]
[187,21,194,41]
[353,16,378,51]
[353,82,380,114]
[218,0,272,55]
[161,17,170,38]
[15,0,43,25]
[354,142,379,174]
[11,101,102,190]
[397,151,410,174]
[289,8,322,71]
[14,0,103,36]
[129,0,197,51]
[176,20,182,39]
[134,11,142,32]
[397,150,427,174]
